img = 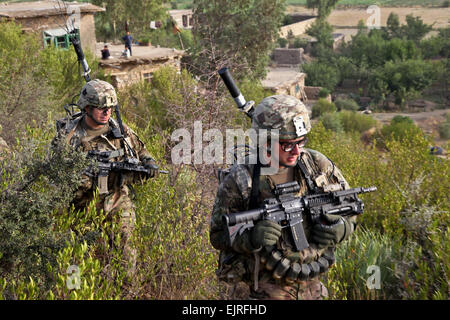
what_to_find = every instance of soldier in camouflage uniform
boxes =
[54,79,158,277]
[210,95,357,300]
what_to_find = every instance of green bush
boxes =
[339,110,378,133]
[335,98,360,112]
[379,115,423,145]
[277,37,288,48]
[318,88,330,98]
[318,112,343,133]
[318,110,377,134]
[311,99,336,119]
[289,37,309,49]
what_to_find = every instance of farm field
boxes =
[287,5,450,29]
[286,0,445,6]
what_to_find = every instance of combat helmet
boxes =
[252,95,311,140]
[77,79,117,110]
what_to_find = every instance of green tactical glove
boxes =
[312,214,350,249]
[250,220,282,249]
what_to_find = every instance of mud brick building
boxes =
[262,67,308,102]
[168,9,194,30]
[97,45,184,89]
[0,0,104,54]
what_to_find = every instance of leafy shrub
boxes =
[311,99,336,119]
[0,123,90,285]
[339,110,378,133]
[289,37,309,49]
[379,115,423,145]
[335,98,360,112]
[277,37,288,48]
[318,88,330,98]
[318,110,377,134]
[318,112,343,133]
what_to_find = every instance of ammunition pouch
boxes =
[216,252,247,284]
[260,246,336,284]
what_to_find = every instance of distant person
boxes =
[122,31,133,56]
[101,45,111,60]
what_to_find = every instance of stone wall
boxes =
[272,48,303,66]
[101,58,181,89]
[267,81,306,101]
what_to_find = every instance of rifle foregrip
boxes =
[218,67,246,108]
[225,208,264,226]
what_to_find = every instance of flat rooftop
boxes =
[96,43,184,66]
[261,67,306,90]
[0,1,104,18]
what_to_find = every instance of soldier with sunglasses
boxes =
[210,95,356,300]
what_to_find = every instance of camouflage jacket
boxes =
[210,148,357,281]
[54,114,154,214]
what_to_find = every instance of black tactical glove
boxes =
[250,220,282,249]
[142,157,159,178]
[312,214,351,249]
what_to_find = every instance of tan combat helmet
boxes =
[77,79,117,110]
[252,95,311,140]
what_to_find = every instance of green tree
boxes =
[91,0,168,41]
[305,18,334,57]
[302,61,340,91]
[370,59,435,107]
[385,12,401,40]
[402,14,433,44]
[189,0,286,83]
[306,0,339,20]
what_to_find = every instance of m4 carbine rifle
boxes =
[223,181,377,251]
[86,150,168,178]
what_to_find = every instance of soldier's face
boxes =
[273,136,306,168]
[89,106,112,125]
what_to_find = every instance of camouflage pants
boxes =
[220,278,328,300]
[250,278,328,300]
[103,188,137,278]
